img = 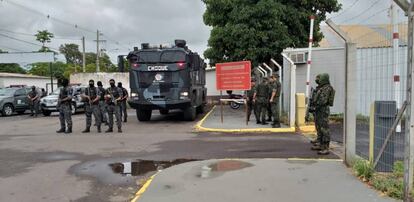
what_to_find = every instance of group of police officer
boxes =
[246,74,282,128]
[56,78,128,134]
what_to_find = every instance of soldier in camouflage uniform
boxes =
[245,79,258,122]
[267,79,274,122]
[97,81,108,125]
[311,73,335,155]
[56,79,73,134]
[269,75,282,128]
[105,79,123,133]
[254,77,269,125]
[81,80,102,133]
[118,82,129,123]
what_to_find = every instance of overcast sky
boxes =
[0,0,408,64]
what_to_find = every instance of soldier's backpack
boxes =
[328,86,335,107]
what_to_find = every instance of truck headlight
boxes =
[131,93,139,100]
[180,91,189,99]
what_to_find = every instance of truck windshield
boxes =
[136,51,186,63]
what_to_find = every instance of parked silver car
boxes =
[40,86,86,116]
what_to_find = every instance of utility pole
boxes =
[404,1,414,200]
[96,30,100,72]
[391,1,402,132]
[82,36,86,73]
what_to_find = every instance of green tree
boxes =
[35,30,54,52]
[0,49,26,74]
[59,43,82,65]
[202,0,340,66]
[83,52,115,72]
[29,62,67,79]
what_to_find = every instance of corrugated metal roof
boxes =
[0,73,50,79]
[320,24,408,48]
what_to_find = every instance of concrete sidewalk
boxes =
[136,159,394,202]
[196,105,295,133]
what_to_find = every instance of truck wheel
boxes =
[159,109,169,115]
[137,109,152,121]
[2,104,14,116]
[196,104,205,114]
[183,106,196,121]
[42,110,52,116]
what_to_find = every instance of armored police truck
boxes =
[122,40,207,121]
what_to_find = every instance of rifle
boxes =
[305,87,316,122]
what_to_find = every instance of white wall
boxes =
[206,69,247,96]
[70,72,130,90]
[283,47,346,114]
[0,77,58,93]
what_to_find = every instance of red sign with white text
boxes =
[216,61,251,90]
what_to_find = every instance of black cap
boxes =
[97,81,102,86]
[109,79,115,82]
[89,79,94,83]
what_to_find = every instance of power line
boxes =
[0,28,82,40]
[330,0,362,20]
[0,45,26,52]
[340,0,383,24]
[2,0,130,50]
[0,33,59,52]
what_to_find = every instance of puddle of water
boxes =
[208,160,253,172]
[70,158,196,186]
[109,159,195,176]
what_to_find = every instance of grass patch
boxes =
[353,160,409,200]
[353,158,374,182]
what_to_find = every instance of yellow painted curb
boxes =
[298,125,316,134]
[194,105,296,133]
[131,173,157,202]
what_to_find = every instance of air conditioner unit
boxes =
[290,52,307,64]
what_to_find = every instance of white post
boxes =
[305,15,315,100]
[282,53,296,127]
[258,65,267,77]
[271,58,283,114]
[263,63,273,76]
[391,1,402,132]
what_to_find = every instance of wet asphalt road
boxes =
[0,108,338,202]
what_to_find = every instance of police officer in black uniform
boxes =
[56,79,73,134]
[81,80,102,133]
[117,82,129,123]
[105,79,123,133]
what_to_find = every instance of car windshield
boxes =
[0,88,15,96]
[51,88,61,95]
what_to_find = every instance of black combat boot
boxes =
[82,128,90,133]
[105,128,113,133]
[97,126,101,133]
[256,121,261,124]
[318,145,330,155]
[118,128,122,133]
[56,128,65,133]
[261,122,268,125]
[311,144,322,151]
[65,127,72,134]
[124,118,127,123]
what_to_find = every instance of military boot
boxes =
[124,118,127,123]
[261,122,268,125]
[311,144,322,151]
[97,126,101,133]
[82,128,90,133]
[256,121,261,124]
[310,139,319,144]
[318,145,330,155]
[65,127,72,134]
[118,128,122,133]
[56,128,65,133]
[105,128,113,133]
